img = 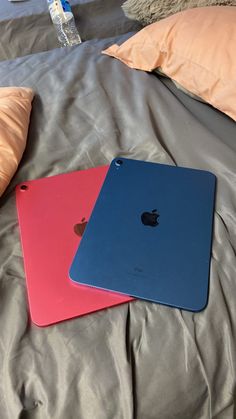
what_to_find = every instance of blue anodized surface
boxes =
[70,158,216,312]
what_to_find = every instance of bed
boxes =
[0,1,235,418]
[0,0,141,60]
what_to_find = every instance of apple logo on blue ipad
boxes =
[141,209,159,227]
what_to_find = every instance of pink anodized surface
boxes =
[16,165,132,327]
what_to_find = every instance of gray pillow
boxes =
[122,0,235,26]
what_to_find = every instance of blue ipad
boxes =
[69,158,216,312]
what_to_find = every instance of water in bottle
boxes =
[47,0,82,47]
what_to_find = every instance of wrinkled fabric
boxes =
[0,34,235,419]
[0,0,141,61]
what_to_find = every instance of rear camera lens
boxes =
[115,159,123,167]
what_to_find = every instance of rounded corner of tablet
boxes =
[68,264,76,284]
[205,170,217,185]
[190,294,209,313]
[30,312,48,328]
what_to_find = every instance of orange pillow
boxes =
[0,87,34,197]
[103,6,236,121]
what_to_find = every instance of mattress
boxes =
[0,4,236,419]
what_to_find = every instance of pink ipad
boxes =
[16,166,133,327]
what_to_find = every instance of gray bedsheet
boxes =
[0,0,141,61]
[0,33,236,418]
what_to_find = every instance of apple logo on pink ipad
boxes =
[141,209,159,227]
[74,217,87,237]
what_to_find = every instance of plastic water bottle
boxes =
[47,0,82,47]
